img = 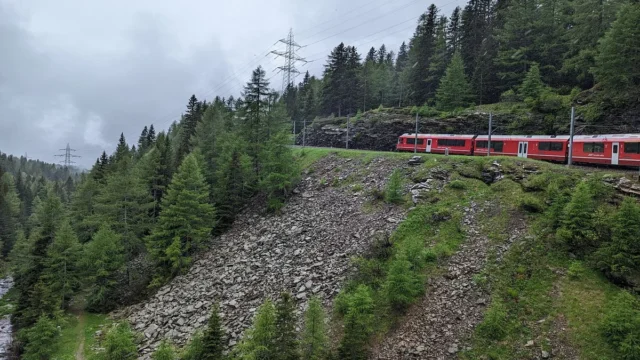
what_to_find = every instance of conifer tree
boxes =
[556,181,597,255]
[0,171,20,255]
[447,7,462,55]
[594,2,640,101]
[176,95,201,166]
[201,305,225,360]
[138,126,150,155]
[137,133,173,218]
[338,285,375,360]
[83,225,125,311]
[275,293,300,360]
[69,176,101,243]
[259,132,299,211]
[242,67,271,159]
[21,315,60,360]
[146,153,214,276]
[385,255,423,311]
[9,230,33,280]
[152,340,178,360]
[519,63,545,100]
[408,4,439,104]
[594,197,640,283]
[180,333,204,360]
[427,16,449,96]
[236,299,277,360]
[301,297,328,360]
[113,133,131,170]
[147,124,157,145]
[42,220,82,309]
[99,323,138,360]
[435,52,474,111]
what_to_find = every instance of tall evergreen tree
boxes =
[301,297,328,360]
[146,153,214,276]
[338,285,375,360]
[201,305,225,360]
[41,221,82,309]
[275,293,300,360]
[137,126,150,155]
[83,225,125,311]
[408,4,439,104]
[427,16,450,96]
[436,52,474,110]
[69,176,100,243]
[236,300,278,360]
[448,7,462,55]
[147,124,157,145]
[594,2,640,101]
[0,171,20,256]
[519,63,545,99]
[176,95,201,166]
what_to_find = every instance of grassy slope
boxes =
[297,148,631,359]
[52,313,111,360]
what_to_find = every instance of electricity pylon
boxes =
[271,28,307,92]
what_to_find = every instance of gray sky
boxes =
[0,0,461,168]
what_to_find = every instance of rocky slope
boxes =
[116,154,408,355]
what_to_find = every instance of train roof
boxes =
[476,135,570,141]
[400,133,476,139]
[572,134,640,141]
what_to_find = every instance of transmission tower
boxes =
[55,143,80,167]
[271,29,307,92]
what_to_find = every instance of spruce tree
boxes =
[201,305,225,360]
[236,299,277,360]
[338,285,375,360]
[594,2,640,101]
[152,340,178,360]
[83,225,125,311]
[301,297,328,360]
[594,197,640,283]
[385,255,423,311]
[519,63,545,100]
[146,153,214,276]
[138,126,150,155]
[556,181,597,255]
[427,16,449,97]
[435,52,474,111]
[259,132,299,211]
[42,220,82,309]
[408,4,439,104]
[275,293,299,360]
[176,95,201,166]
[69,176,100,243]
[21,315,60,360]
[242,67,271,159]
[447,7,462,55]
[180,332,204,360]
[0,171,20,256]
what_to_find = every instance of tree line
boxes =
[4,67,299,358]
[281,0,639,128]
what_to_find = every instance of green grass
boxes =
[52,313,111,360]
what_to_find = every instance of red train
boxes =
[396,133,640,167]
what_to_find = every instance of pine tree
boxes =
[176,95,201,165]
[259,132,299,211]
[275,293,299,360]
[99,323,138,360]
[339,285,375,360]
[21,315,60,360]
[180,332,204,360]
[9,230,33,280]
[519,63,545,100]
[201,305,225,360]
[0,171,20,256]
[301,297,328,360]
[448,7,462,55]
[594,197,640,283]
[147,124,157,145]
[146,153,214,276]
[83,225,125,311]
[137,133,173,218]
[556,181,597,255]
[42,220,82,309]
[138,126,150,155]
[69,176,101,243]
[594,2,640,101]
[152,340,178,360]
[235,299,277,360]
[436,52,474,111]
[385,255,423,311]
[408,4,439,104]
[242,67,271,159]
[113,133,131,170]
[427,16,449,97]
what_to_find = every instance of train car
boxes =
[475,135,569,161]
[397,134,476,155]
[396,133,431,152]
[571,134,640,166]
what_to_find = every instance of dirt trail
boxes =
[73,311,86,360]
[371,202,525,359]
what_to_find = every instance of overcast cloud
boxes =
[0,0,459,168]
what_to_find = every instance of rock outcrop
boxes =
[116,155,408,355]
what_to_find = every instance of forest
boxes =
[0,0,639,358]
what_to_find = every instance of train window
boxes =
[624,142,640,154]
[398,138,402,144]
[476,141,504,151]
[437,139,466,147]
[583,142,605,153]
[539,142,563,151]
[406,138,424,145]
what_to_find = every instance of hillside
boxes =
[111,149,639,359]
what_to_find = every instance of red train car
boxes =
[571,134,640,166]
[396,134,475,155]
[474,135,569,162]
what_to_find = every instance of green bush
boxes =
[476,300,509,341]
[556,181,598,255]
[384,256,424,311]
[338,285,375,360]
[500,89,520,103]
[601,292,640,360]
[448,180,467,190]
[152,341,178,360]
[519,194,545,213]
[385,170,404,204]
[567,261,587,280]
[95,323,138,360]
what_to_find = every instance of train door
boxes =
[612,142,619,165]
[426,139,432,153]
[518,141,529,158]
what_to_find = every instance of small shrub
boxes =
[500,89,520,103]
[567,261,586,280]
[370,188,385,201]
[384,256,424,311]
[385,170,404,204]
[519,194,545,213]
[319,177,327,186]
[448,180,467,190]
[152,341,178,360]
[476,300,509,341]
[96,323,138,360]
[351,184,364,193]
[601,292,640,360]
